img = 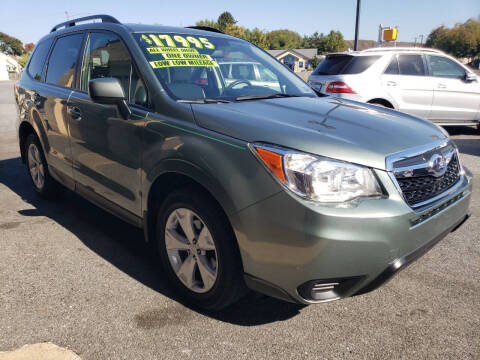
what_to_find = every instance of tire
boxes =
[156,187,246,310]
[24,133,63,198]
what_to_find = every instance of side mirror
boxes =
[88,77,131,119]
[464,72,477,82]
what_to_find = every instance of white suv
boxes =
[308,48,480,129]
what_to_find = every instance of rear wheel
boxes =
[156,187,245,310]
[24,134,63,198]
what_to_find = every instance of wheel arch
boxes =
[18,121,38,163]
[144,164,236,246]
[367,98,395,109]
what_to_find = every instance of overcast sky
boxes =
[1,0,478,44]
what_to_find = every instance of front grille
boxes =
[396,154,460,206]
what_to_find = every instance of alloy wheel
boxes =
[164,208,218,293]
[27,143,45,189]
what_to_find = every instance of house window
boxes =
[299,61,304,68]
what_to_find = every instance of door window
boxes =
[80,32,148,107]
[384,56,399,75]
[428,56,465,78]
[257,64,278,82]
[398,55,425,76]
[45,34,84,87]
[27,39,53,81]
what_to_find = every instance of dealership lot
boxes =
[0,80,479,359]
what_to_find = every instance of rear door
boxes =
[426,55,480,123]
[381,54,433,119]
[42,32,85,181]
[68,31,149,217]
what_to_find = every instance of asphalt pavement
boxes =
[0,80,479,359]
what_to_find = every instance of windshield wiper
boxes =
[177,98,232,104]
[234,93,301,102]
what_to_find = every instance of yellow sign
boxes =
[149,59,219,69]
[383,28,397,41]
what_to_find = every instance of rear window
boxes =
[313,55,380,75]
[27,39,53,81]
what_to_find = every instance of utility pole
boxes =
[418,34,424,46]
[414,37,417,47]
[65,11,70,20]
[354,0,361,51]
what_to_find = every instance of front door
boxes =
[427,55,480,123]
[68,31,149,216]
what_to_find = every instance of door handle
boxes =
[437,83,447,89]
[387,81,397,86]
[68,106,82,121]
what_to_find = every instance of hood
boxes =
[191,97,447,170]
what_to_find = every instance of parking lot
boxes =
[0,80,479,359]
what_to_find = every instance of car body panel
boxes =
[192,96,447,170]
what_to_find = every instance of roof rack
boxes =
[50,14,120,32]
[362,47,443,54]
[185,26,224,34]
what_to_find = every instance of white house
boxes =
[0,53,21,81]
[267,49,324,72]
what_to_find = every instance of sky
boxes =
[1,0,479,45]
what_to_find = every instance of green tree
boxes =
[310,55,320,69]
[266,29,302,49]
[245,28,269,49]
[217,11,237,32]
[224,24,247,39]
[301,31,347,54]
[0,32,24,56]
[195,19,220,30]
[18,52,31,68]
[426,19,480,59]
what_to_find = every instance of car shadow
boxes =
[0,156,304,326]
[445,126,480,157]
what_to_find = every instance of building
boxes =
[267,49,324,72]
[0,53,21,81]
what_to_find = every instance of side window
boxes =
[398,54,425,76]
[257,64,278,82]
[80,32,148,107]
[27,39,53,81]
[384,56,399,75]
[231,64,256,80]
[428,56,465,78]
[45,34,84,88]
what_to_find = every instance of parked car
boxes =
[308,48,480,130]
[219,61,281,91]
[15,15,472,310]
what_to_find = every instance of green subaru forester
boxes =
[15,15,472,310]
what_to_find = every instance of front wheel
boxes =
[156,187,246,310]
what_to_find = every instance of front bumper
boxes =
[230,169,472,304]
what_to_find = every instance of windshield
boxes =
[133,32,315,102]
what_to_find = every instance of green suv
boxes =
[15,15,472,310]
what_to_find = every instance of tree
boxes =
[301,30,347,54]
[195,19,220,30]
[18,52,30,68]
[310,55,320,69]
[217,11,237,32]
[426,19,480,60]
[224,24,247,39]
[24,42,35,53]
[245,28,269,49]
[266,29,302,49]
[0,32,23,56]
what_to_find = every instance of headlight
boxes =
[251,144,382,203]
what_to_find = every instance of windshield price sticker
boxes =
[141,34,215,49]
[149,59,219,69]
[142,33,218,69]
